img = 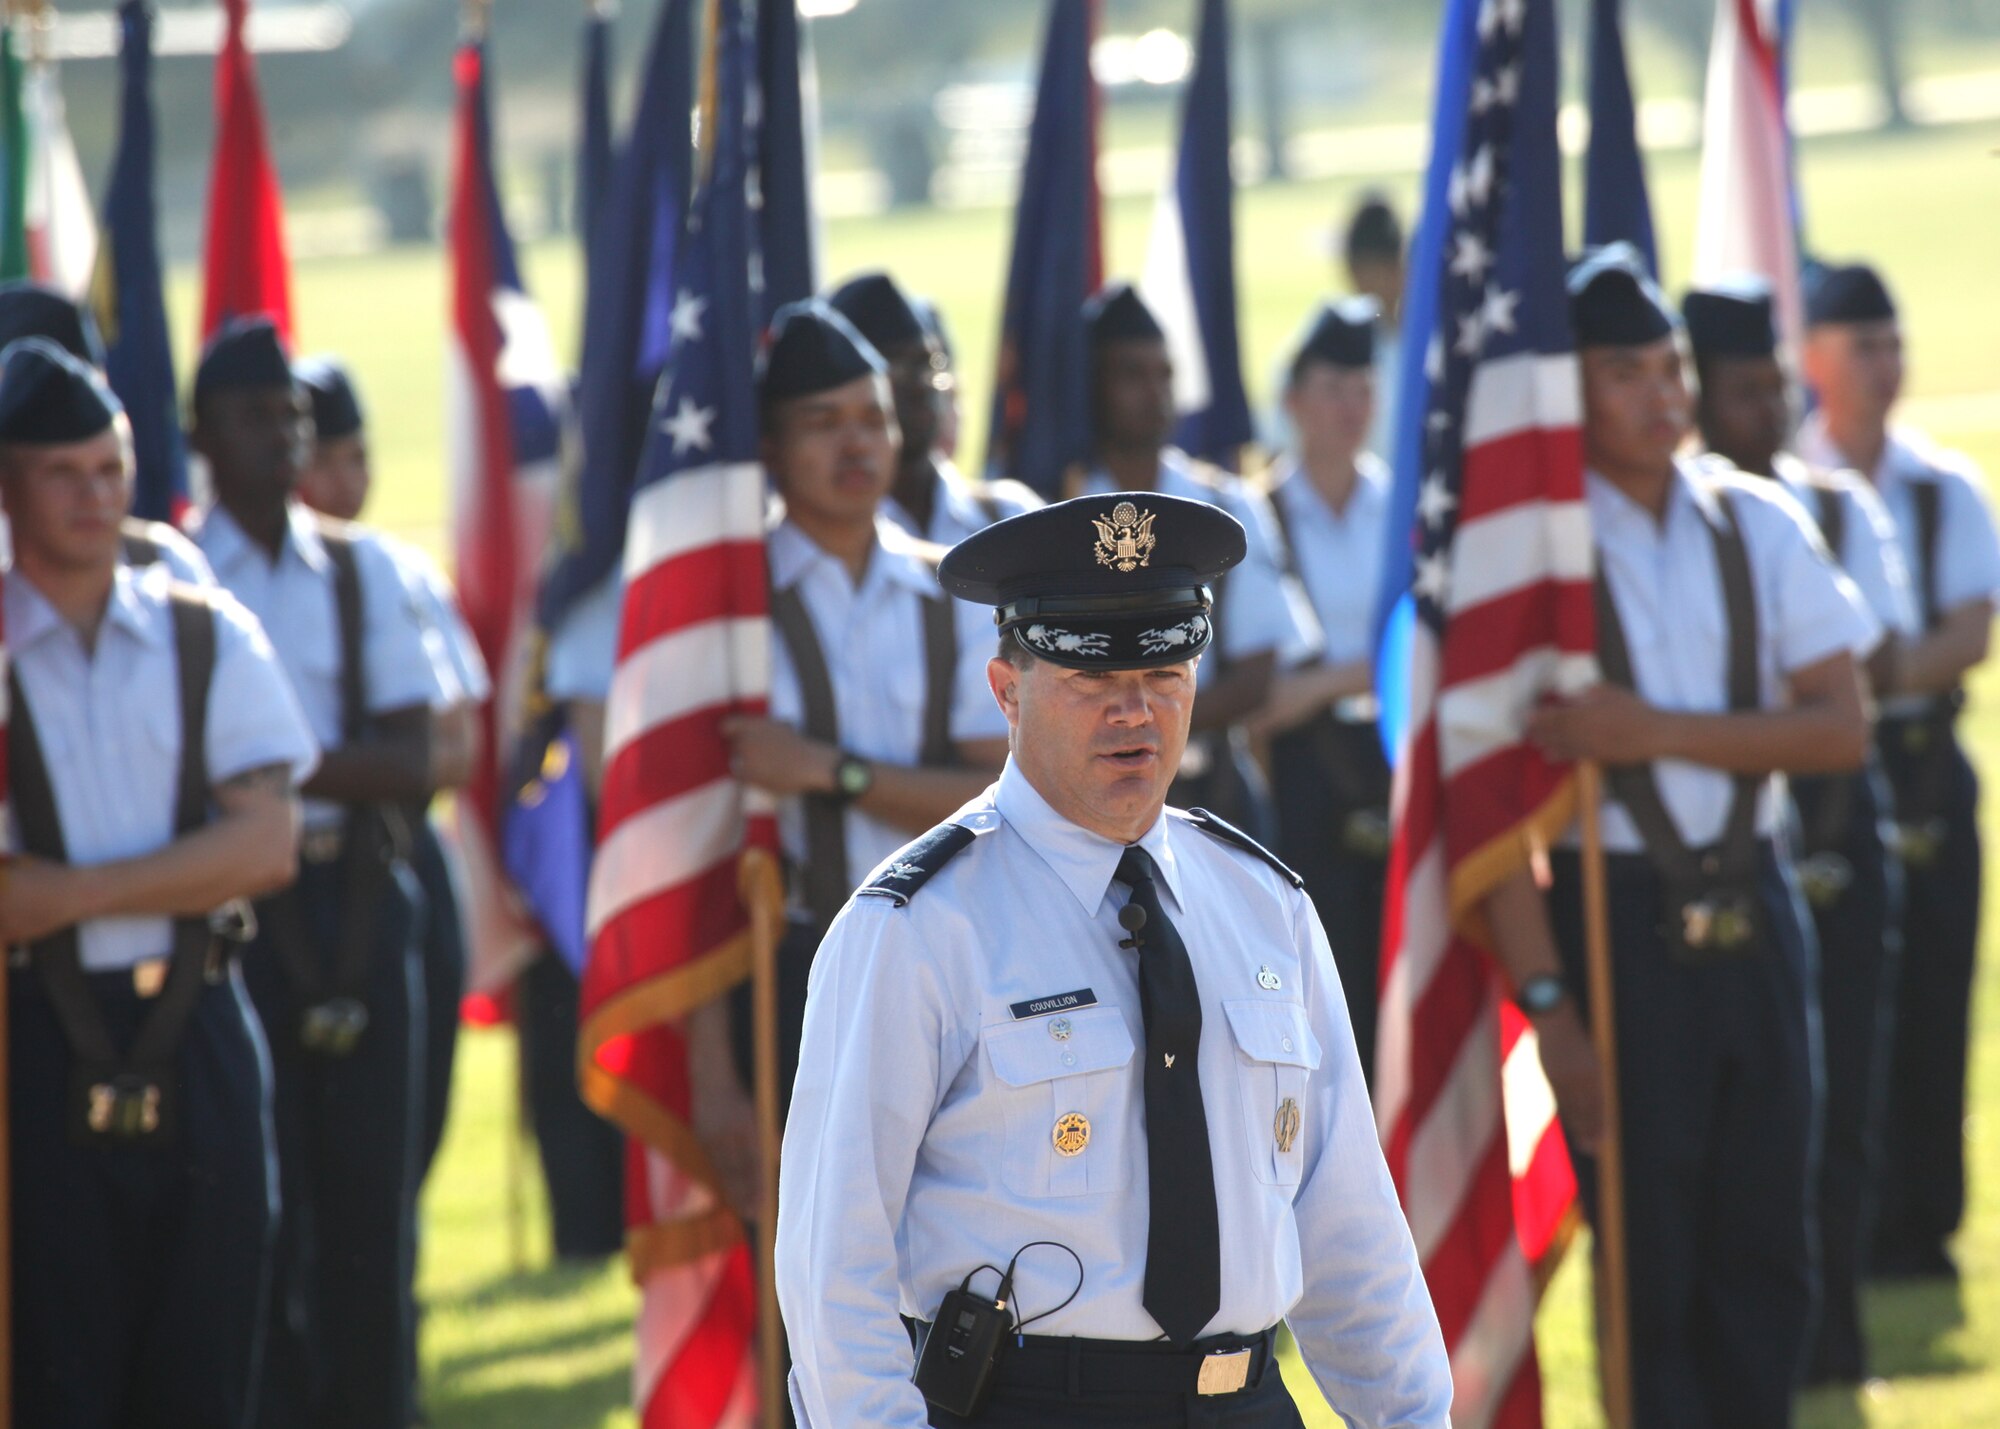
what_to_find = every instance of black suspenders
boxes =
[1594,489,1770,961]
[8,590,218,1144]
[769,578,958,929]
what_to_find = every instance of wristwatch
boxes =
[1515,972,1569,1017]
[832,752,875,803]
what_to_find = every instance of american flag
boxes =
[1372,0,1592,1425]
[575,0,776,1424]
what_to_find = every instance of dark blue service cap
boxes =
[295,355,366,440]
[1805,262,1896,327]
[1682,277,1779,360]
[938,492,1245,670]
[0,281,106,370]
[1289,297,1379,378]
[0,337,124,445]
[826,271,930,357]
[193,314,295,409]
[1567,243,1677,347]
[1084,281,1166,348]
[758,299,886,407]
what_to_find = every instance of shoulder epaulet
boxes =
[855,811,999,906]
[1181,807,1305,888]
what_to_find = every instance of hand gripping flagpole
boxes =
[1577,761,1633,1429]
[739,845,788,1429]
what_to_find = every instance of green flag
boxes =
[0,25,27,280]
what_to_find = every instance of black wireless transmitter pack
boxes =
[911,1273,1012,1418]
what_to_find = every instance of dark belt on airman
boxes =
[1594,489,1772,964]
[4,590,231,1147]
[909,1321,1277,1400]
[1878,694,1963,871]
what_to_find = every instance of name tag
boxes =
[1010,988,1097,1020]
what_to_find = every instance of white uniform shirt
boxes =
[768,515,1007,895]
[776,760,1451,1429]
[1269,454,1391,666]
[1081,450,1323,675]
[882,459,1043,550]
[1766,452,1917,641]
[5,563,319,970]
[195,501,446,829]
[379,533,494,707]
[1585,462,1880,854]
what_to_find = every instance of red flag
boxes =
[201,0,291,341]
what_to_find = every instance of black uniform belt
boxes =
[911,1322,1277,1398]
[8,942,234,1000]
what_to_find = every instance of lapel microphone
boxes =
[1117,903,1148,949]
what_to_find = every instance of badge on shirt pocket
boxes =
[1222,1000,1320,1186]
[983,1005,1135,1198]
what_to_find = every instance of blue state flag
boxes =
[540,0,694,631]
[756,0,817,322]
[1144,0,1252,467]
[91,0,187,523]
[985,0,1101,498]
[577,0,614,263]
[1583,0,1657,272]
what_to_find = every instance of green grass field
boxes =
[191,113,2000,1427]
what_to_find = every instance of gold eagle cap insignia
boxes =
[1092,501,1157,573]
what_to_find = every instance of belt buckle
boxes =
[131,958,169,999]
[301,826,344,865]
[1196,1348,1252,1396]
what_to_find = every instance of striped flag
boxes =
[1373,0,1590,1425]
[10,49,95,297]
[1141,0,1252,467]
[200,0,291,341]
[576,1,774,1423]
[1693,0,1803,349]
[93,0,191,524]
[447,25,568,1000]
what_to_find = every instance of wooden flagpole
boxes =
[739,847,787,1429]
[1577,761,1632,1429]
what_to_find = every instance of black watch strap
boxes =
[833,753,875,803]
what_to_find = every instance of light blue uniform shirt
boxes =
[544,569,622,705]
[125,519,218,587]
[1765,452,1917,641]
[195,501,445,829]
[1081,450,1323,676]
[768,514,1008,893]
[1269,453,1391,667]
[5,563,319,970]
[379,533,493,707]
[881,459,1043,550]
[776,760,1451,1429]
[1585,461,1880,854]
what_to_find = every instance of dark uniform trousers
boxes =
[246,856,426,1429]
[519,946,626,1258]
[1872,723,1981,1271]
[1792,765,1901,1381]
[10,965,275,1429]
[1548,845,1819,1429]
[409,814,464,1181]
[1269,715,1390,1083]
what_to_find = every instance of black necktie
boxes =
[1115,846,1221,1346]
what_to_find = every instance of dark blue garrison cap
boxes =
[1806,262,1896,327]
[1288,297,1379,380]
[295,356,366,440]
[939,492,1245,671]
[0,281,106,370]
[1084,282,1167,348]
[193,315,295,409]
[758,299,885,407]
[0,337,123,444]
[1568,243,1677,347]
[827,271,931,357]
[1682,278,1779,360]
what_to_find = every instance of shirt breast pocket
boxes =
[983,1006,1135,1198]
[1223,1000,1321,1187]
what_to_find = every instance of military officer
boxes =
[1255,299,1393,1083]
[1683,278,1915,1383]
[1072,282,1321,837]
[826,271,1040,547]
[0,282,215,586]
[689,301,1009,1223]
[775,491,1450,1428]
[1482,248,1877,1428]
[1797,261,2000,1283]
[0,340,317,1428]
[188,317,446,1429]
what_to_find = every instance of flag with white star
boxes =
[1372,0,1595,1425]
[577,2,779,1424]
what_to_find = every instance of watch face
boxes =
[1522,977,1564,1014]
[838,759,871,796]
